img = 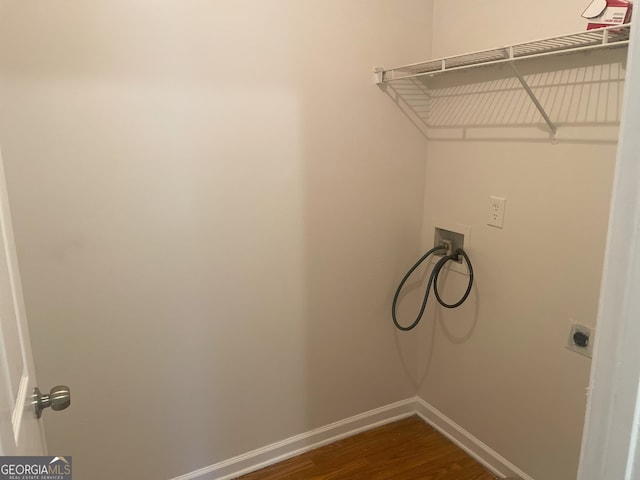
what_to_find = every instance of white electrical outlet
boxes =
[488,196,506,228]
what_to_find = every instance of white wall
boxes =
[417,2,620,479]
[432,0,588,58]
[0,2,433,478]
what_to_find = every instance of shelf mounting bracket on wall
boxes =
[508,62,558,143]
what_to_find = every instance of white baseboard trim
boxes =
[169,398,417,480]
[171,396,535,480]
[414,397,534,480]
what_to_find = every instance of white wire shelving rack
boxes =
[374,24,632,142]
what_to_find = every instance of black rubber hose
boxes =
[433,248,474,309]
[391,246,446,332]
[392,247,474,331]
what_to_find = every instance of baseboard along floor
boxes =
[237,415,496,480]
[170,397,532,480]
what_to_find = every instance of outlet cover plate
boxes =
[566,322,594,358]
[488,195,507,228]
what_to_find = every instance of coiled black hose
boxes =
[392,246,474,331]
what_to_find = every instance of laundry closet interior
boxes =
[0,1,632,479]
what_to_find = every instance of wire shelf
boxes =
[377,24,631,83]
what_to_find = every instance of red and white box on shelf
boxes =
[582,0,633,29]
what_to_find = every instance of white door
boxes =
[578,20,640,480]
[0,147,48,455]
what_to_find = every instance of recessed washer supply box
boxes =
[582,0,633,30]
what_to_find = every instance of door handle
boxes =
[33,385,71,419]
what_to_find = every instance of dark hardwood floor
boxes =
[238,415,497,479]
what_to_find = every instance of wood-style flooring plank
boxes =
[238,415,496,480]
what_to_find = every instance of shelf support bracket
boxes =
[508,63,558,143]
[374,67,384,85]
